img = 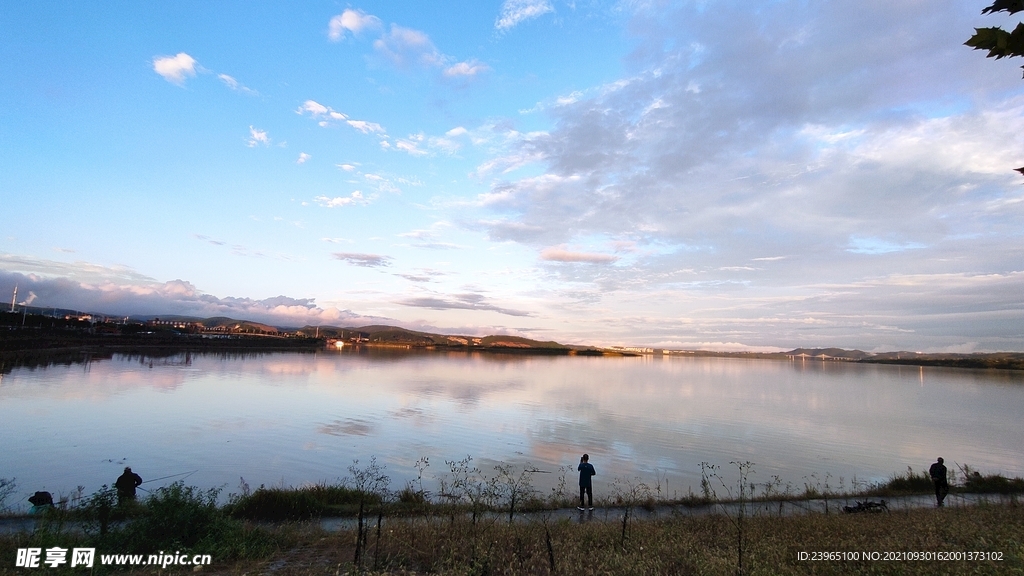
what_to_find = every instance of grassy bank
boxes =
[3,459,1024,575]
[2,495,1020,575]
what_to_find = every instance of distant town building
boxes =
[609,346,655,354]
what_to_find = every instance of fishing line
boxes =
[140,470,199,485]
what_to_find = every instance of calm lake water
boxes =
[2,350,1023,509]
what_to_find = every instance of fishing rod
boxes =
[141,469,198,481]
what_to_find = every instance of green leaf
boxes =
[965,25,1024,59]
[982,0,1024,16]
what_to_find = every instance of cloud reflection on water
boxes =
[1,350,1022,503]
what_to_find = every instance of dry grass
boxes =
[4,463,1023,576]
[182,502,1022,576]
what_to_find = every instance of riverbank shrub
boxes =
[227,482,384,521]
[962,465,1024,495]
[0,478,15,513]
[869,467,935,496]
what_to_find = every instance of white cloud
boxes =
[332,252,393,267]
[478,3,1024,254]
[374,24,444,69]
[297,100,387,137]
[454,1,1024,350]
[427,136,461,155]
[328,9,382,41]
[246,126,270,147]
[368,23,488,81]
[314,191,366,208]
[297,152,311,164]
[217,73,257,94]
[0,258,388,328]
[218,73,239,89]
[399,224,450,240]
[297,100,331,116]
[496,0,554,31]
[556,91,584,106]
[444,60,490,78]
[446,126,469,137]
[347,119,385,134]
[395,136,427,156]
[152,53,197,85]
[398,293,532,317]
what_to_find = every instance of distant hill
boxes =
[477,335,566,349]
[786,348,871,360]
[864,351,1024,370]
[137,315,280,334]
[298,324,569,351]
[197,316,280,334]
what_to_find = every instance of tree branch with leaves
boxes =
[966,0,1024,175]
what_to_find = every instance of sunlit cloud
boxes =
[328,9,382,41]
[0,257,389,327]
[152,53,197,85]
[540,247,618,264]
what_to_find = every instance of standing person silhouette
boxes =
[577,454,596,511]
[929,457,948,507]
[115,467,143,505]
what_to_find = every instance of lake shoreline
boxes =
[5,336,1024,373]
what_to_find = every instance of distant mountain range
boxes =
[4,308,1023,368]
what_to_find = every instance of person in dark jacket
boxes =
[115,467,143,505]
[577,454,596,510]
[929,457,948,507]
[27,491,54,514]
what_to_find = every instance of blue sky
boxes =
[2,1,1023,352]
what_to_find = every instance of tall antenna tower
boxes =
[10,285,16,312]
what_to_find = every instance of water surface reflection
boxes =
[1,350,1022,507]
